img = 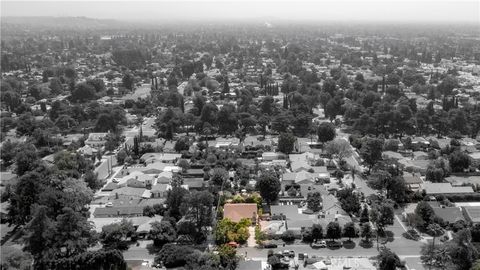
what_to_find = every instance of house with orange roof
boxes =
[223,203,258,224]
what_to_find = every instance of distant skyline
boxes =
[1,0,479,23]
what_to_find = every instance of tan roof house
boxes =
[223,203,257,224]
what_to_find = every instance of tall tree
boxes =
[255,171,281,205]
[277,132,296,154]
[317,122,336,143]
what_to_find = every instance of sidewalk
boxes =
[247,226,256,247]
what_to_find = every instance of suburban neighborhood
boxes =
[1,2,480,270]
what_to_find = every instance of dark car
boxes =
[327,241,343,248]
[263,242,278,248]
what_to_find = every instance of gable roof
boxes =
[424,182,474,195]
[432,207,465,223]
[223,203,257,223]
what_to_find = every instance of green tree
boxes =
[326,222,342,241]
[307,192,322,212]
[149,220,177,247]
[415,201,435,229]
[23,205,56,264]
[378,248,401,270]
[71,82,96,102]
[255,171,281,205]
[53,207,96,257]
[166,187,189,220]
[277,132,296,154]
[325,139,353,162]
[343,222,357,241]
[122,73,135,90]
[360,137,384,173]
[311,224,323,242]
[181,190,214,242]
[361,223,373,242]
[317,122,336,143]
[101,219,135,250]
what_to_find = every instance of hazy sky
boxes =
[2,0,479,23]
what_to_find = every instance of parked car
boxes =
[263,242,278,248]
[282,250,295,258]
[311,240,327,248]
[327,241,342,248]
[105,202,113,207]
[112,178,119,183]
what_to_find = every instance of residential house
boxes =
[282,171,316,185]
[85,132,109,148]
[141,153,182,164]
[151,183,171,198]
[463,206,480,224]
[223,203,258,224]
[403,172,423,191]
[432,206,466,225]
[423,182,475,196]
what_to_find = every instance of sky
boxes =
[1,0,479,23]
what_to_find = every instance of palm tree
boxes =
[427,223,444,270]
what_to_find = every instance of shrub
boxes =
[281,230,296,242]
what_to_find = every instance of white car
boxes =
[105,202,113,207]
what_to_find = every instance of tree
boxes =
[84,170,102,191]
[0,246,33,270]
[210,167,228,186]
[155,243,193,268]
[71,82,96,102]
[421,244,450,270]
[277,132,296,154]
[15,143,38,176]
[178,159,190,173]
[175,137,191,153]
[311,224,323,242]
[326,222,342,241]
[386,176,407,204]
[23,205,56,264]
[378,248,401,270]
[337,188,361,215]
[181,190,214,242]
[415,201,435,229]
[100,218,135,250]
[122,73,135,90]
[448,229,478,270]
[255,171,281,205]
[360,137,384,173]
[0,140,18,168]
[166,187,189,220]
[449,150,471,173]
[149,220,177,247]
[16,113,36,136]
[343,222,357,241]
[361,223,373,242]
[216,104,238,135]
[52,207,96,257]
[360,206,370,223]
[116,149,128,165]
[281,230,296,242]
[42,249,127,270]
[271,112,294,133]
[325,139,353,162]
[306,192,322,212]
[317,122,336,143]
